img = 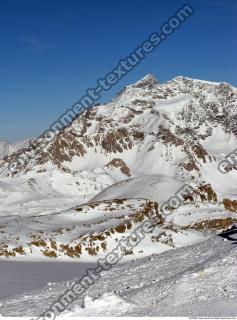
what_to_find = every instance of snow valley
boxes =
[0,74,237,317]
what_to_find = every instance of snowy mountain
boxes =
[0,74,237,260]
[0,139,30,160]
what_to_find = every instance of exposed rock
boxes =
[223,198,237,212]
[106,158,131,177]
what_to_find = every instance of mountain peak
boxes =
[132,74,158,88]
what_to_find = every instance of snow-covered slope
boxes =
[0,74,237,260]
[0,236,236,317]
[0,139,30,160]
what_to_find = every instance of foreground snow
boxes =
[0,236,236,317]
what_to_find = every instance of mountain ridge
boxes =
[0,139,30,160]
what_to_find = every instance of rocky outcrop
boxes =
[106,158,131,177]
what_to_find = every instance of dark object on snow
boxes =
[219,225,237,241]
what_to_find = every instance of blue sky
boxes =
[0,0,236,142]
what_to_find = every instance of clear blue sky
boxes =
[0,0,236,142]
